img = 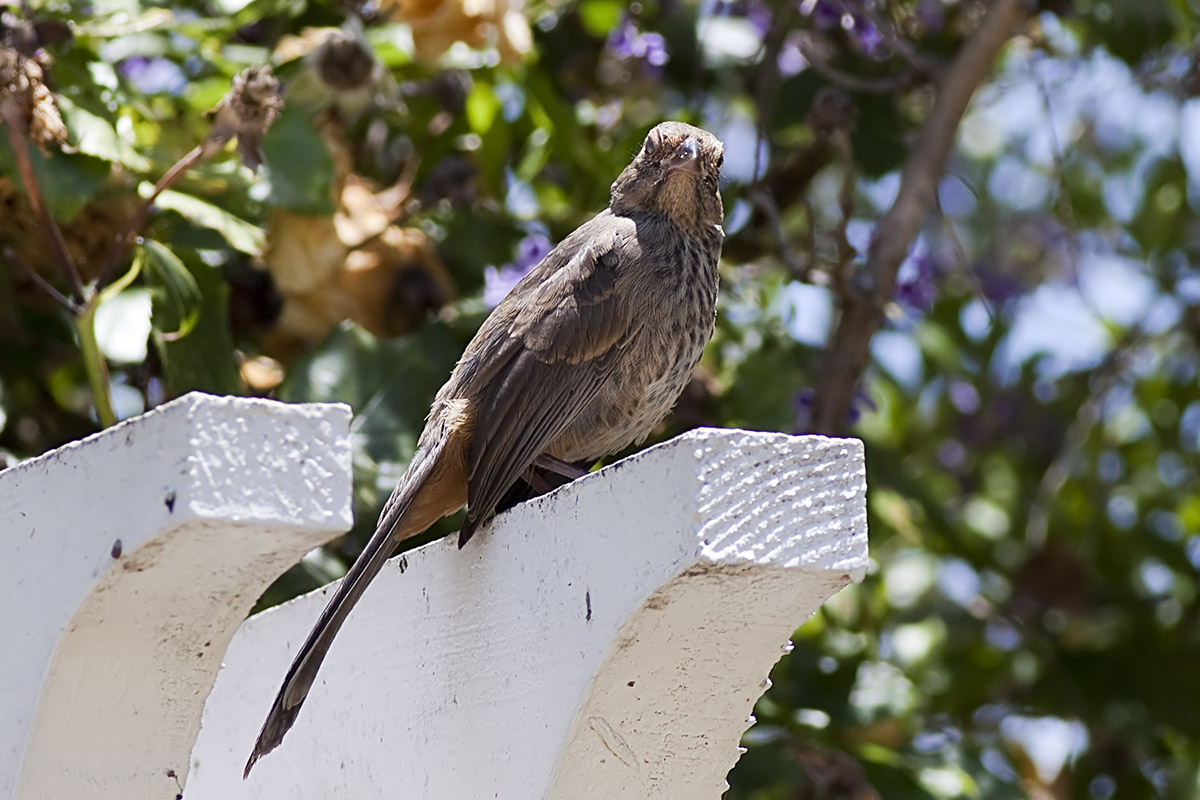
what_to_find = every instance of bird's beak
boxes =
[668,137,702,173]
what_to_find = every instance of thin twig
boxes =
[1021,308,1199,549]
[751,2,798,180]
[95,144,206,291]
[934,185,997,324]
[1030,62,1116,336]
[4,246,79,312]
[809,0,1028,435]
[739,5,804,279]
[2,116,85,303]
[795,33,904,94]
[830,130,857,295]
[856,2,944,77]
[747,186,811,281]
[376,151,423,224]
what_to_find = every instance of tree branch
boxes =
[809,0,1029,435]
[794,33,904,94]
[95,144,206,291]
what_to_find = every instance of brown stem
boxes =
[4,246,78,312]
[95,144,207,291]
[2,117,85,303]
[809,0,1028,435]
[830,130,857,294]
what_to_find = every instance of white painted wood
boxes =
[186,429,867,799]
[0,393,353,800]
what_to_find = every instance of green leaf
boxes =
[466,81,502,135]
[724,338,807,432]
[1179,494,1200,534]
[231,0,307,24]
[147,187,266,253]
[140,239,201,339]
[0,138,110,221]
[367,24,414,67]
[73,7,174,37]
[57,96,152,172]
[150,249,242,396]
[258,103,335,215]
[577,0,624,36]
[184,76,234,114]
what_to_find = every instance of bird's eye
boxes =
[644,136,658,155]
[716,154,724,170]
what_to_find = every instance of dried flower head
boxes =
[0,43,66,148]
[312,30,378,91]
[205,65,284,169]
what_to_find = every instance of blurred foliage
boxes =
[2,0,1200,797]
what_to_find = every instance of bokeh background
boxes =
[2,0,1200,797]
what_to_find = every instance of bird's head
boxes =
[610,121,724,234]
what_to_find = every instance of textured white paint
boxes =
[186,429,867,799]
[0,393,352,800]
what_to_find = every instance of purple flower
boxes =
[807,0,844,30]
[895,252,939,312]
[118,57,187,95]
[948,380,980,414]
[483,233,555,309]
[717,0,772,36]
[608,16,669,71]
[849,16,886,59]
[778,33,807,76]
[937,439,966,470]
[793,386,874,430]
[896,281,937,312]
[483,264,529,309]
[845,387,877,424]
[802,1,890,59]
[514,232,552,270]
[915,0,945,32]
[639,32,669,67]
[793,388,815,430]
[977,265,1022,305]
[608,18,637,58]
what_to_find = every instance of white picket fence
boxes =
[0,392,868,799]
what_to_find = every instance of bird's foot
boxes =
[533,453,589,481]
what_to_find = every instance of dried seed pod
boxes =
[0,42,66,148]
[205,65,284,169]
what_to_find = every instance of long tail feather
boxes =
[244,437,446,777]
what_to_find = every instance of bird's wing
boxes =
[458,223,636,545]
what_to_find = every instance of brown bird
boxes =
[245,120,725,776]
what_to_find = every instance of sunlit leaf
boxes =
[366,24,414,67]
[466,81,501,135]
[150,249,242,396]
[140,239,201,339]
[577,0,624,36]
[146,186,266,253]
